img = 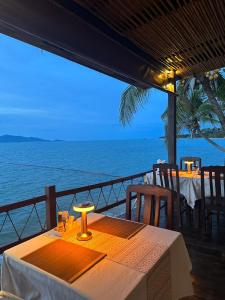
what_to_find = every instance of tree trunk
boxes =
[201,77,225,132]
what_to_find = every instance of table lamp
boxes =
[184,161,194,174]
[73,202,95,241]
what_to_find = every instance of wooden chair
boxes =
[152,163,187,227]
[180,156,201,171]
[198,166,225,233]
[126,184,174,229]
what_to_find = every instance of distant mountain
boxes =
[0,135,52,143]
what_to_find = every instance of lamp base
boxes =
[76,231,92,241]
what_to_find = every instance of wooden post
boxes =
[45,185,57,230]
[168,81,177,164]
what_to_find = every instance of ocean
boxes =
[0,138,225,205]
[0,138,225,247]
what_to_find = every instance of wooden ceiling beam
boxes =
[76,0,225,78]
[0,0,173,92]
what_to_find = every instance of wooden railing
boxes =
[0,170,148,253]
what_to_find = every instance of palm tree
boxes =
[162,87,225,152]
[119,69,225,152]
[119,86,150,126]
[181,71,225,132]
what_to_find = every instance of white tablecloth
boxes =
[147,171,202,208]
[1,213,193,300]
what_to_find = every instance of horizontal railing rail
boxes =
[0,195,46,213]
[56,171,148,198]
[0,170,149,253]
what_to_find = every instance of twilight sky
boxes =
[0,34,168,140]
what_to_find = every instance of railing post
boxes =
[45,185,57,230]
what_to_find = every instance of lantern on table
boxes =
[184,161,194,174]
[73,202,95,241]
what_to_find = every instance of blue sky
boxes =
[0,34,168,140]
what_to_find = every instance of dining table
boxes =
[146,170,204,209]
[1,213,193,300]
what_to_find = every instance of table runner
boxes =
[22,239,106,283]
[89,216,146,239]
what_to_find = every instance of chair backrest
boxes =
[126,184,173,229]
[152,163,180,195]
[201,166,225,209]
[180,156,201,170]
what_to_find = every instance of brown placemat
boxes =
[22,239,106,283]
[89,216,146,239]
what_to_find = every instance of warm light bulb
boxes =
[73,205,95,213]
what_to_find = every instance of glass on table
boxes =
[57,212,65,232]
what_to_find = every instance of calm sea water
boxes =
[0,138,225,205]
[1,138,225,246]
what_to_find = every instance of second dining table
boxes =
[146,170,203,208]
[1,213,193,300]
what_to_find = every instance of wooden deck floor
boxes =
[122,209,225,300]
[181,218,225,300]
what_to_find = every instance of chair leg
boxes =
[126,192,132,220]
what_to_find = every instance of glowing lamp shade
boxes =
[73,202,95,241]
[184,161,194,174]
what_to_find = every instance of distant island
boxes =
[161,128,225,139]
[0,135,61,143]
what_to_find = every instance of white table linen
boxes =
[146,171,225,209]
[147,171,202,208]
[1,213,193,300]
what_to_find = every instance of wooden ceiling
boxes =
[0,0,225,92]
[74,0,225,77]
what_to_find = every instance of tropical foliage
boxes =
[119,69,225,152]
[119,86,150,126]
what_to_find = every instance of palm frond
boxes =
[215,74,225,101]
[119,85,150,126]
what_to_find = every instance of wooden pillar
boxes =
[168,86,177,164]
[45,185,57,230]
